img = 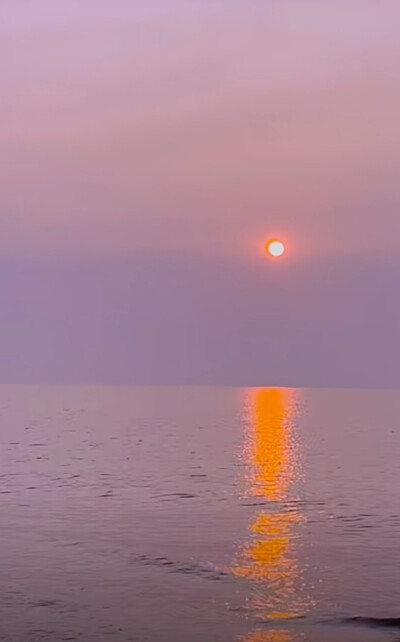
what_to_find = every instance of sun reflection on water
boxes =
[234,388,310,641]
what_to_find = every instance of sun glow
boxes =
[266,240,285,258]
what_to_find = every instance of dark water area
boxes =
[1,385,400,641]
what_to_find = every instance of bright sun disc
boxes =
[267,239,285,257]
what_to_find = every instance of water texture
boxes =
[0,385,399,642]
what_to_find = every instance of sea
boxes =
[0,385,400,642]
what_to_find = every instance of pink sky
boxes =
[1,2,400,385]
[2,1,400,260]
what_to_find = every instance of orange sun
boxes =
[266,239,286,258]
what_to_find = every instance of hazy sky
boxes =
[1,1,400,385]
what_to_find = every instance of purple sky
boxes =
[1,2,400,385]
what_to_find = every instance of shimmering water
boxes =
[1,386,400,641]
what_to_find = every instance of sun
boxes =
[266,239,285,258]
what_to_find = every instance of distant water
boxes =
[1,386,400,642]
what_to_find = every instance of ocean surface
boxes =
[1,386,400,642]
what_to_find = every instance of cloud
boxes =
[0,253,398,386]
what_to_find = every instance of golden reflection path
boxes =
[233,388,309,642]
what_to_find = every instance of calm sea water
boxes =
[1,386,400,642]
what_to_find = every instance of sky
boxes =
[1,1,400,386]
